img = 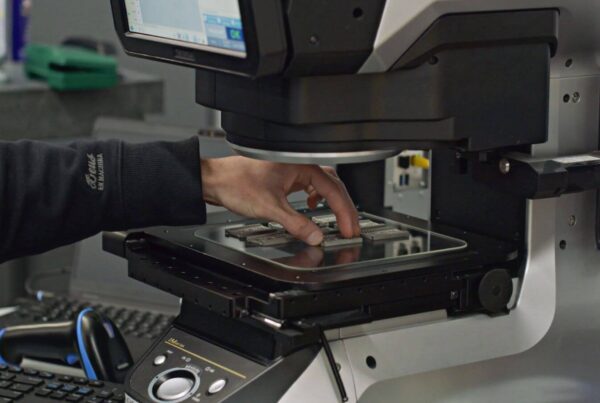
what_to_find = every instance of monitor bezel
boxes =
[110,0,287,77]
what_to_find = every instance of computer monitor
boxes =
[0,0,6,63]
[123,0,246,58]
[112,0,285,77]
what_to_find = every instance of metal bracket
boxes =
[473,151,600,199]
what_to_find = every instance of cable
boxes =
[24,267,70,298]
[319,327,349,402]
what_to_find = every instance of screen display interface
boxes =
[124,0,246,58]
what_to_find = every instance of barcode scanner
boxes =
[0,308,133,383]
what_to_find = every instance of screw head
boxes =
[568,215,577,227]
[499,159,511,174]
[450,290,459,300]
[572,92,581,103]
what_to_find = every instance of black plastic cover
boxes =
[198,10,557,152]
[283,0,386,76]
[393,9,559,69]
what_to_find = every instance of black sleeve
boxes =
[0,137,207,264]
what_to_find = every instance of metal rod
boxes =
[319,328,349,402]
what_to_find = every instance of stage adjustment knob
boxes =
[478,269,513,314]
[150,368,200,402]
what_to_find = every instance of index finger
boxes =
[306,167,360,238]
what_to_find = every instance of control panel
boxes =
[385,151,431,220]
[392,151,430,191]
[125,328,267,402]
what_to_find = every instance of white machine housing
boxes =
[281,1,600,401]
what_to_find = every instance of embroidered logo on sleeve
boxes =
[85,153,105,191]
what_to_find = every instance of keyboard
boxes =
[0,364,124,402]
[2,296,174,340]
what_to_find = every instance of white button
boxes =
[153,355,167,366]
[156,377,195,401]
[208,379,227,395]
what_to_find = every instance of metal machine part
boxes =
[112,2,558,159]
[191,210,469,273]
[105,205,518,402]
[361,228,410,242]
[105,1,600,402]
[229,143,400,165]
[226,213,417,250]
[321,235,363,249]
[354,44,600,403]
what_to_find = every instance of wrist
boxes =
[200,159,222,206]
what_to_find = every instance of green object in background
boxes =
[24,44,118,91]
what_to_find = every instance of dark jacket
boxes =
[0,137,206,263]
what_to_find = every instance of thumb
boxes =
[275,202,324,246]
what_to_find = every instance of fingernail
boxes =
[307,230,324,246]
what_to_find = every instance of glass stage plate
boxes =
[193,211,467,271]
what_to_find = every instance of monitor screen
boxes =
[124,0,246,58]
[0,0,6,61]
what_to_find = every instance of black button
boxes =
[66,394,82,402]
[0,389,22,399]
[6,368,21,374]
[49,391,67,399]
[14,375,43,386]
[59,376,74,383]
[39,372,54,379]
[9,383,32,393]
[74,377,88,385]
[23,369,38,376]
[62,384,77,393]
[0,381,10,389]
[76,387,93,396]
[88,381,104,388]
[0,365,7,371]
[98,390,113,398]
[46,382,62,390]
[35,388,52,397]
[0,375,14,382]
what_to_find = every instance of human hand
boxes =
[201,157,360,246]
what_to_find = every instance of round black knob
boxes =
[478,269,513,314]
